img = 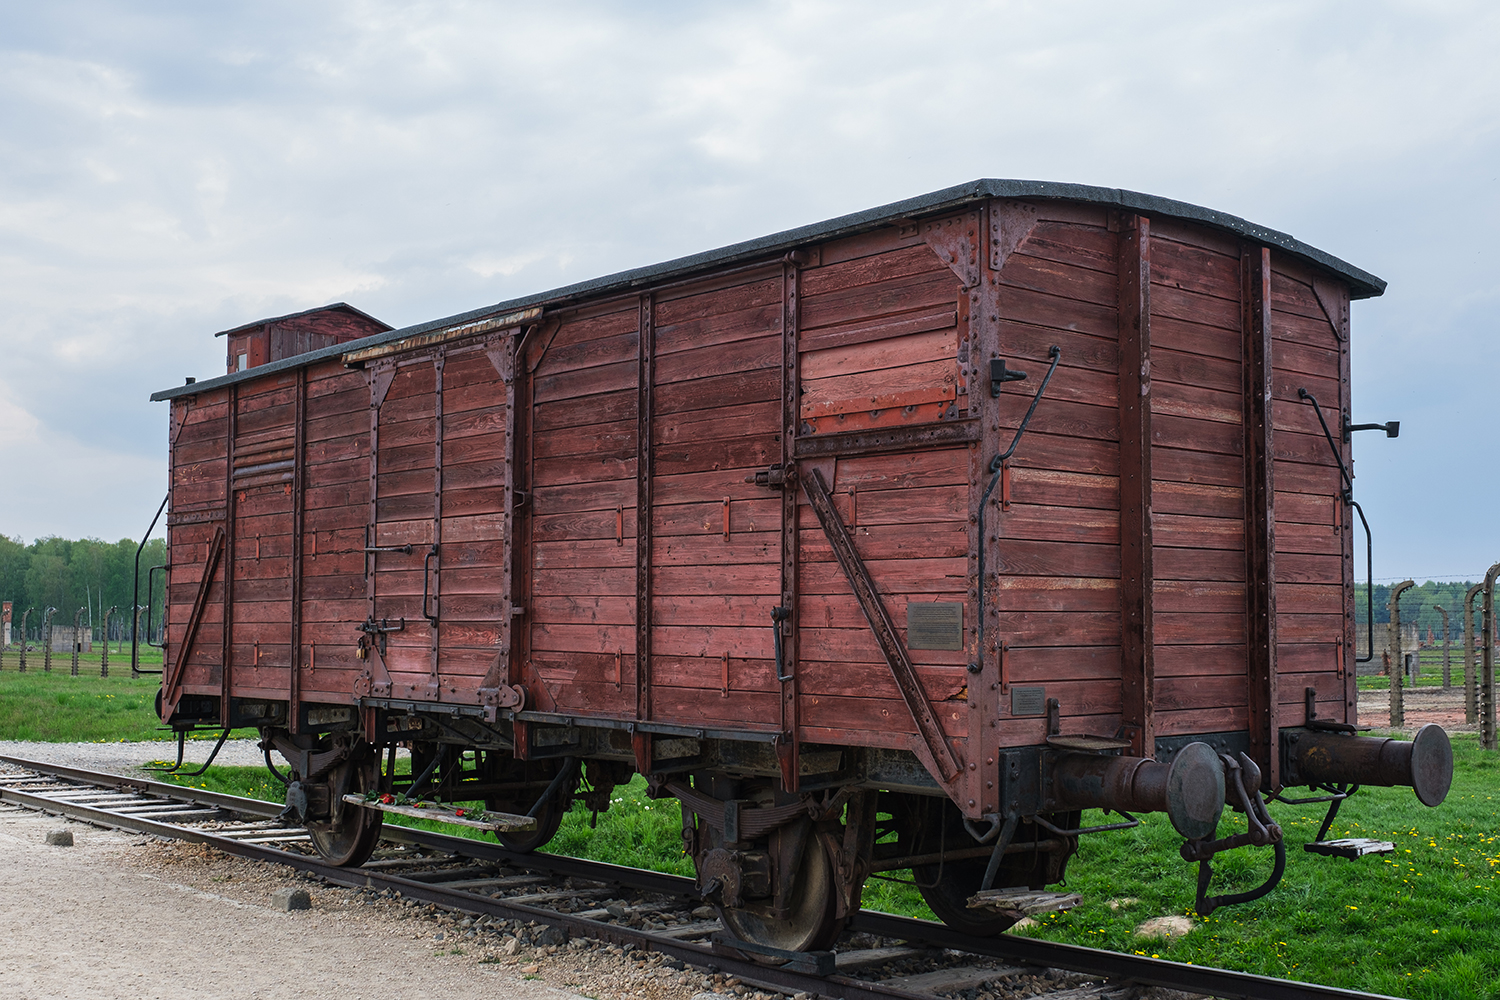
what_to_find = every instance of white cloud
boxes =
[0,0,1496,575]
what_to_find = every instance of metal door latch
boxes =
[748,465,786,489]
[357,617,405,656]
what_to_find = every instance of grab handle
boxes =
[422,545,440,627]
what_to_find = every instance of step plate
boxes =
[342,794,537,832]
[967,888,1082,915]
[1305,837,1395,859]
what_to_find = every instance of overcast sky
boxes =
[2,1,1497,581]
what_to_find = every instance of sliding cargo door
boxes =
[522,304,641,717]
[367,340,511,704]
[225,377,299,702]
[649,271,785,730]
[791,227,974,782]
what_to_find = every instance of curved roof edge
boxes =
[153,179,1385,402]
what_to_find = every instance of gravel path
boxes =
[0,738,274,775]
[0,806,599,1000]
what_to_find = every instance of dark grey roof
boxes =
[153,178,1385,402]
[212,301,392,338]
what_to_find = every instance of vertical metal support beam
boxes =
[285,367,307,730]
[1118,214,1154,759]
[635,294,656,740]
[493,335,520,704]
[1388,579,1414,728]
[511,334,534,745]
[1435,605,1451,688]
[973,200,1035,817]
[429,352,445,698]
[222,384,239,727]
[1332,282,1357,724]
[1242,246,1278,786]
[1483,565,1500,749]
[360,366,395,703]
[1465,582,1482,724]
[778,260,802,793]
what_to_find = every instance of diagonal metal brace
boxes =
[163,526,227,709]
[800,468,961,783]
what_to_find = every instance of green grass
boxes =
[0,661,260,744]
[0,670,172,742]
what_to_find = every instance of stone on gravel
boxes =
[502,936,521,956]
[271,887,311,911]
[520,964,541,974]
[538,925,568,946]
[691,905,717,919]
[1135,915,1194,938]
[45,828,73,847]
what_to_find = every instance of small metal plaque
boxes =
[1011,686,1046,716]
[906,601,963,650]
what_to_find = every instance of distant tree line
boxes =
[0,534,166,643]
[1354,580,1486,640]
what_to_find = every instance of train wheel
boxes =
[709,818,844,955]
[307,754,383,867]
[904,797,1076,937]
[485,757,576,854]
[912,855,1018,936]
[487,791,566,853]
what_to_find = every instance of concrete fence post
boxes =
[1435,605,1451,688]
[101,606,117,678]
[1389,580,1414,728]
[1466,583,1483,724]
[1483,563,1500,750]
[41,607,57,673]
[70,607,85,676]
[17,608,32,672]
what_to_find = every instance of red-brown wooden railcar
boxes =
[151,180,1450,950]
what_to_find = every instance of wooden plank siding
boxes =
[650,269,784,729]
[527,302,641,718]
[1269,259,1350,729]
[793,224,975,755]
[990,208,1126,744]
[1145,220,1250,738]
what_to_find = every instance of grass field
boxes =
[3,668,1496,999]
[0,665,250,743]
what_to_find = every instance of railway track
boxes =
[0,754,1397,1000]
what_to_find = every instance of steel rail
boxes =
[0,755,1401,1000]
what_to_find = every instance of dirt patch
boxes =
[1357,684,1475,734]
[0,807,760,1000]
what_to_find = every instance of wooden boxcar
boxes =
[151,179,1450,950]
